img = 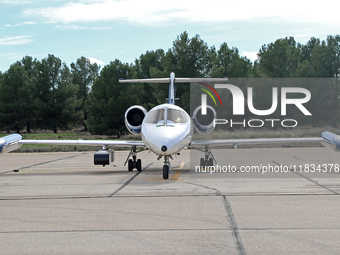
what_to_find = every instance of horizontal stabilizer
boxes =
[120,78,171,83]
[119,77,228,83]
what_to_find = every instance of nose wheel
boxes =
[163,156,171,179]
[163,164,169,179]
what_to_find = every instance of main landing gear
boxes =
[125,146,144,172]
[199,145,216,168]
[128,158,142,172]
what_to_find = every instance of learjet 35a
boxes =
[1,72,339,179]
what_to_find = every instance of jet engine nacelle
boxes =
[192,105,217,135]
[125,105,148,135]
[321,131,340,152]
[0,134,23,154]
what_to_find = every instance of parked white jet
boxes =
[0,72,338,179]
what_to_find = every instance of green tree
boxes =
[18,56,39,80]
[35,54,82,133]
[86,59,142,135]
[309,35,340,77]
[15,56,39,132]
[135,49,165,78]
[211,42,252,78]
[299,37,320,63]
[135,50,166,109]
[71,57,100,130]
[163,31,215,77]
[258,37,301,77]
[0,64,33,133]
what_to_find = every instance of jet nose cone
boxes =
[161,145,167,152]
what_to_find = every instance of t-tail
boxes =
[120,72,177,104]
[119,72,230,105]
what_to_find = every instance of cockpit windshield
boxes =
[167,109,189,124]
[145,108,189,125]
[145,109,165,124]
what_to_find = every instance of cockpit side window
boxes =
[145,109,165,124]
[167,109,189,124]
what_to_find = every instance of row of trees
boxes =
[0,55,100,133]
[0,32,339,134]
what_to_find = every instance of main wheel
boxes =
[163,164,169,179]
[128,159,133,171]
[208,158,213,166]
[200,158,205,168]
[137,159,142,172]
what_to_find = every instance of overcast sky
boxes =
[0,0,339,72]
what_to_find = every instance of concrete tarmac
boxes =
[1,148,340,254]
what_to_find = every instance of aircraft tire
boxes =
[128,159,133,171]
[163,165,169,179]
[137,159,142,171]
[208,158,213,166]
[200,158,205,168]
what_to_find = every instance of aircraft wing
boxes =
[19,140,145,147]
[189,137,324,147]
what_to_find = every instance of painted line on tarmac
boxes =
[178,162,185,169]
[172,170,181,180]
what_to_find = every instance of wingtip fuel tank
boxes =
[0,134,23,154]
[321,131,340,151]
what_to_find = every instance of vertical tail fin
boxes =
[168,72,176,105]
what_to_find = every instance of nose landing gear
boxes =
[162,155,171,179]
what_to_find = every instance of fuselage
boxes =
[141,104,193,155]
